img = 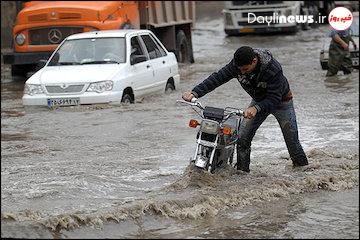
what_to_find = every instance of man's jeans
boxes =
[237,99,308,172]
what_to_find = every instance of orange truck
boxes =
[3,1,195,77]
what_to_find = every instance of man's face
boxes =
[238,57,258,75]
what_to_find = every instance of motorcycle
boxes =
[177,98,244,173]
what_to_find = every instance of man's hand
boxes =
[334,34,349,50]
[182,91,194,102]
[244,106,258,119]
[341,42,349,50]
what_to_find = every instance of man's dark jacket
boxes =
[191,48,291,113]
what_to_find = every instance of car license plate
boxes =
[239,28,255,33]
[47,98,80,107]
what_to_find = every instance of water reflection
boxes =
[323,74,357,93]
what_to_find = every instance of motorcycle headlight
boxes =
[15,33,26,46]
[200,119,220,135]
[24,84,44,95]
[86,80,113,93]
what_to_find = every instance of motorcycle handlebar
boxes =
[224,106,244,117]
[177,99,244,118]
[176,98,204,110]
[191,97,198,103]
[223,109,244,121]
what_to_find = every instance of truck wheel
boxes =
[309,5,319,28]
[327,2,335,16]
[11,65,28,78]
[300,7,310,30]
[323,2,336,23]
[176,30,191,63]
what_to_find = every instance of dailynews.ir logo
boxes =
[328,7,353,30]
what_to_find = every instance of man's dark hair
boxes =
[234,46,256,67]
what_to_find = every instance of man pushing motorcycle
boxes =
[182,46,308,173]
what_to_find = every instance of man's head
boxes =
[234,46,258,74]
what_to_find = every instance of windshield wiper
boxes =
[81,60,119,65]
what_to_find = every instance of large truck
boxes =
[223,1,335,36]
[3,1,195,77]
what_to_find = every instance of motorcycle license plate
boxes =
[47,98,80,107]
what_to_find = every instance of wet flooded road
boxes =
[1,3,359,239]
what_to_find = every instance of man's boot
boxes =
[341,66,352,75]
[292,153,309,167]
[236,141,251,173]
[326,70,336,77]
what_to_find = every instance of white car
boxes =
[23,29,180,107]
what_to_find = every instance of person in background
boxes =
[326,27,357,76]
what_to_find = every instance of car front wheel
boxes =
[165,82,175,94]
[121,93,133,103]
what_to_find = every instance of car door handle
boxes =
[146,65,151,68]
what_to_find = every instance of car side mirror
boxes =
[130,54,147,65]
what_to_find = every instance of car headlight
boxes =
[200,119,220,135]
[24,84,44,95]
[86,80,113,93]
[15,33,26,46]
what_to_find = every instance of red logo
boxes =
[328,7,353,30]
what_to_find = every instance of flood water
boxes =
[1,2,359,239]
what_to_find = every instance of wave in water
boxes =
[1,148,358,233]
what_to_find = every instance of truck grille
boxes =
[29,27,83,45]
[46,85,85,94]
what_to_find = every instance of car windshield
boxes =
[48,37,126,66]
[350,13,359,36]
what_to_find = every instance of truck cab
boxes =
[4,1,195,78]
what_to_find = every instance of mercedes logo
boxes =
[48,29,62,44]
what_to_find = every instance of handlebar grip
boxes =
[237,110,244,116]
[191,97,198,103]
